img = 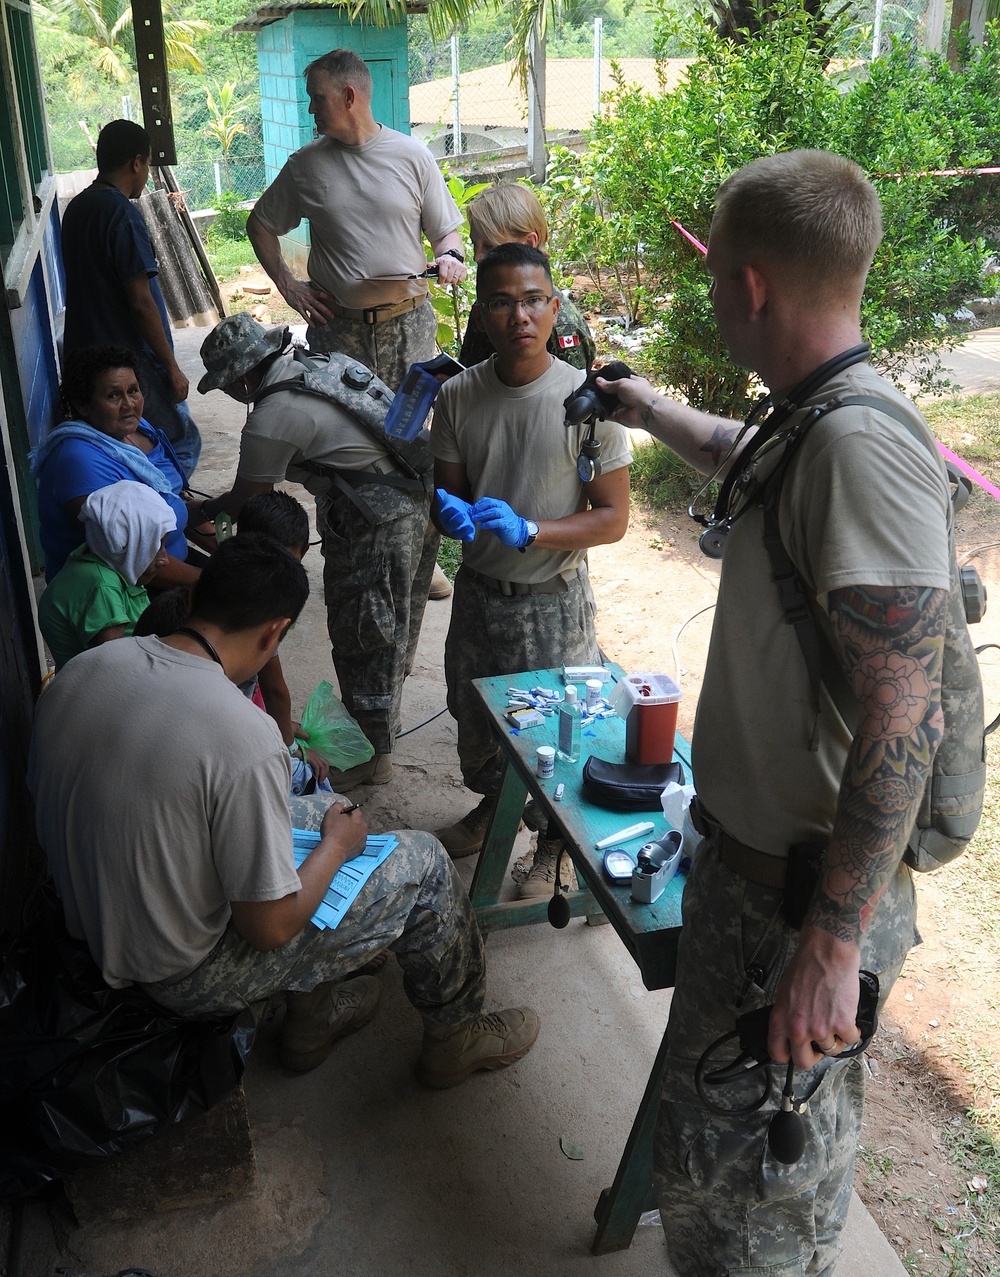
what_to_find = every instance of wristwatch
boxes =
[524,520,539,548]
[442,248,465,263]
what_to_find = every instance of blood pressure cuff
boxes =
[581,756,685,810]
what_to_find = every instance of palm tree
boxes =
[204,81,250,187]
[36,0,208,84]
[347,0,559,90]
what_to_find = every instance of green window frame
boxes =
[0,0,54,303]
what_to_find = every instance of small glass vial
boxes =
[557,685,582,763]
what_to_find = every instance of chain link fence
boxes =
[841,0,939,58]
[172,157,267,210]
[406,15,663,169]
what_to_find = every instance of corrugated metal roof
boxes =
[233,1,427,32]
[408,58,691,131]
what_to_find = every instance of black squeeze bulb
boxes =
[768,1061,806,1164]
[548,891,571,928]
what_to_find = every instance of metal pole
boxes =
[451,34,462,157]
[215,162,222,198]
[872,0,885,59]
[593,17,603,119]
[924,0,946,50]
[527,24,546,182]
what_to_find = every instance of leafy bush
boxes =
[539,4,1000,415]
[210,190,249,242]
[428,171,490,356]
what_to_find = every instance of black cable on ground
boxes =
[396,707,448,738]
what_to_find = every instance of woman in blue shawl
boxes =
[32,346,199,584]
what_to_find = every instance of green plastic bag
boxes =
[295,681,374,769]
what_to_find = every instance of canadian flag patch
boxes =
[557,334,581,349]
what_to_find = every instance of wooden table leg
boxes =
[591,1026,670,1254]
[469,763,527,909]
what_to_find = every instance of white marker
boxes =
[595,821,655,850]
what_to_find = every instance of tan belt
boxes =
[316,295,425,326]
[690,798,787,889]
[463,564,582,597]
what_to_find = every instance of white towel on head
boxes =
[79,481,178,586]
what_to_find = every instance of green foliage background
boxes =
[36,0,1000,416]
[37,0,263,201]
[539,6,1000,415]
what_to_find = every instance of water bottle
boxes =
[557,684,582,763]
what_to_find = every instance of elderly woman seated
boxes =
[32,345,200,585]
[38,480,175,671]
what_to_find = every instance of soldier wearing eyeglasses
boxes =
[427,244,632,891]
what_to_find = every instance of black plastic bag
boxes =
[0,886,256,1198]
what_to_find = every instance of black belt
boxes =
[337,465,425,494]
[463,564,582,597]
[690,797,787,889]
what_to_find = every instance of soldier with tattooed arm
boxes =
[599,150,949,1275]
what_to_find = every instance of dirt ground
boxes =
[214,268,1000,1274]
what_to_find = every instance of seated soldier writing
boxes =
[27,535,539,1085]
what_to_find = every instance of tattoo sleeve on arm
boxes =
[698,423,741,468]
[807,584,947,945]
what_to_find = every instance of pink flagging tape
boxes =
[876,166,1000,179]
[938,442,1000,503]
[671,219,708,256]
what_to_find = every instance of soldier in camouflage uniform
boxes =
[195,313,436,788]
[28,537,540,1086]
[430,244,631,893]
[459,182,596,372]
[601,151,953,1274]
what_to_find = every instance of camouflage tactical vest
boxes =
[254,348,433,480]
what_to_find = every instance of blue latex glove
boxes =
[469,497,530,549]
[435,488,477,542]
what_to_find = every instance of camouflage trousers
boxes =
[307,300,437,392]
[444,563,600,795]
[140,819,487,1027]
[316,477,435,755]
[653,836,917,1277]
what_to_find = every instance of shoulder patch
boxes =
[557,334,581,349]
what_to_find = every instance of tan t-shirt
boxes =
[692,363,952,856]
[237,352,387,489]
[430,356,632,583]
[252,127,461,309]
[27,637,301,986]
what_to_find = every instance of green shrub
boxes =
[210,190,250,242]
[540,3,1000,419]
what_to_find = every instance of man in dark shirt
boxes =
[60,119,201,474]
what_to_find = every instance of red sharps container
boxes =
[611,673,682,764]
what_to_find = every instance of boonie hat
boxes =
[198,313,289,394]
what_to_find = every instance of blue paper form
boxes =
[292,830,399,931]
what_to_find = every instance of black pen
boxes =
[341,801,363,814]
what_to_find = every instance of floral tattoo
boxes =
[806,584,946,946]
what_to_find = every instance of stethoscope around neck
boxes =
[688,344,872,559]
